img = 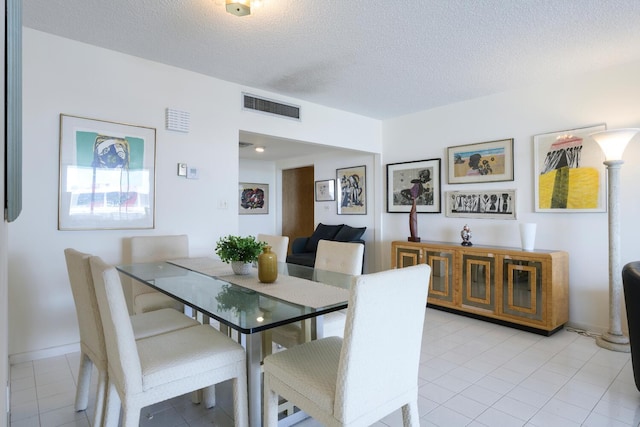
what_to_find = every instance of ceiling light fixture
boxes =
[255,146,265,153]
[225,0,263,16]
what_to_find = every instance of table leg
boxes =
[241,332,263,427]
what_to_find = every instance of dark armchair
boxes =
[623,261,640,390]
[285,223,366,269]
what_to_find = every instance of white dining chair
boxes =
[64,248,201,427]
[269,240,364,351]
[263,263,430,427]
[257,233,289,262]
[129,234,188,314]
[90,255,249,427]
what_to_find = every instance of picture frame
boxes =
[533,124,607,212]
[447,138,514,184]
[58,114,156,230]
[239,182,269,215]
[445,189,517,220]
[386,158,441,213]
[315,179,335,201]
[336,165,366,215]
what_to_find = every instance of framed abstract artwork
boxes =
[58,114,156,230]
[447,138,514,184]
[315,179,335,201]
[239,182,269,215]
[533,124,607,212]
[336,165,366,214]
[445,189,517,220]
[386,158,441,213]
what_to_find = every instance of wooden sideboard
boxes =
[391,240,569,335]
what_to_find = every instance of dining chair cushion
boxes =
[265,336,342,415]
[130,308,199,340]
[133,292,184,315]
[137,324,246,390]
[314,240,364,276]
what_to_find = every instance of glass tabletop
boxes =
[117,261,353,334]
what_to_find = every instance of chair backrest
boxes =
[315,240,364,275]
[334,264,430,424]
[129,235,189,299]
[257,234,289,262]
[64,248,106,368]
[90,256,144,394]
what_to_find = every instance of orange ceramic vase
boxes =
[258,246,278,283]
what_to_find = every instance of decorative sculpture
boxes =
[461,224,472,246]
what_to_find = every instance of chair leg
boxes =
[74,353,93,411]
[102,381,121,427]
[203,385,216,409]
[401,400,420,427]
[233,373,249,427]
[263,375,278,427]
[92,369,108,427]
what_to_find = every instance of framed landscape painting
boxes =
[239,182,269,214]
[386,158,441,213]
[533,124,606,212]
[336,165,366,214]
[58,114,156,230]
[447,138,514,184]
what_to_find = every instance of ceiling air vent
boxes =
[243,93,300,120]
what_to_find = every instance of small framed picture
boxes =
[386,158,441,213]
[315,179,335,201]
[336,165,366,215]
[533,124,606,212]
[447,138,514,184]
[445,189,517,220]
[238,182,269,215]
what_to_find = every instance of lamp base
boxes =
[596,332,630,353]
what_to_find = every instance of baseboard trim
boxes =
[9,342,80,365]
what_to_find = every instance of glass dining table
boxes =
[116,257,354,427]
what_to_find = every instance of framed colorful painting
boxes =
[386,158,441,213]
[58,114,156,230]
[447,138,514,184]
[239,182,269,214]
[336,165,366,214]
[534,124,606,212]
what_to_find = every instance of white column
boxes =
[596,160,630,352]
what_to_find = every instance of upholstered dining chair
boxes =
[64,248,201,427]
[263,263,430,427]
[90,255,249,427]
[269,240,365,351]
[257,233,289,262]
[129,234,188,314]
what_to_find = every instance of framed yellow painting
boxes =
[533,123,606,213]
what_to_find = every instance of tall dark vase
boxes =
[408,199,420,242]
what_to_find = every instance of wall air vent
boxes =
[243,93,300,120]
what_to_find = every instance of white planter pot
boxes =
[231,261,252,275]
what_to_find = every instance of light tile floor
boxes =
[9,308,640,426]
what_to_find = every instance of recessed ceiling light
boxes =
[255,146,265,153]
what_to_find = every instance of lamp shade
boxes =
[590,128,640,161]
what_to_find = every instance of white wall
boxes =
[382,60,640,333]
[9,29,380,360]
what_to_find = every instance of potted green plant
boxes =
[215,235,265,275]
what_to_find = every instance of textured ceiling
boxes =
[23,0,640,121]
